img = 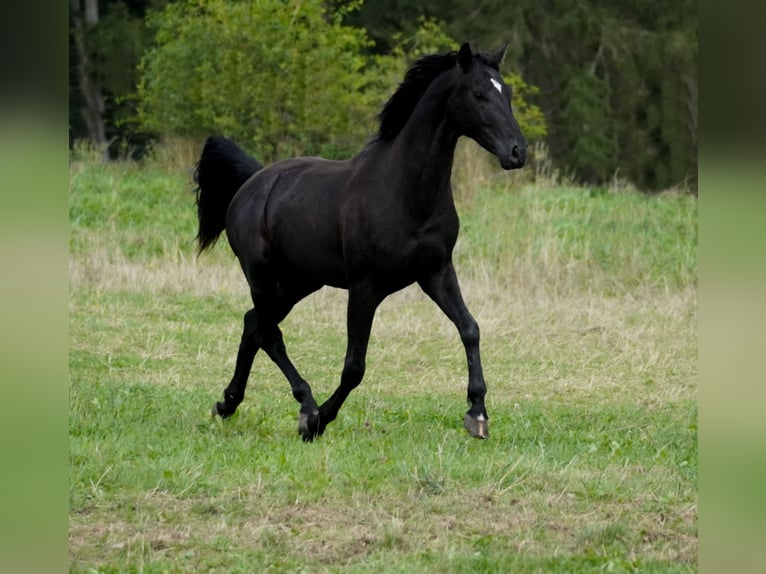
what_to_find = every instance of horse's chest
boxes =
[346,206,458,283]
[402,221,457,276]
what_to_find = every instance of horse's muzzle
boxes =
[499,144,527,170]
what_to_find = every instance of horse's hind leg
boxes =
[213,282,315,420]
[257,324,321,440]
[242,281,322,440]
[213,308,260,418]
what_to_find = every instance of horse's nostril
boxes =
[511,145,520,160]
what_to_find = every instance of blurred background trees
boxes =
[69,0,696,192]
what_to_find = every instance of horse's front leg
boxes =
[315,286,381,436]
[419,262,489,438]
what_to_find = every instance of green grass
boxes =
[69,160,697,572]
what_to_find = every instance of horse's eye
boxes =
[473,90,486,101]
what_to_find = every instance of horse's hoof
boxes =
[212,401,234,419]
[464,413,489,439]
[298,409,321,441]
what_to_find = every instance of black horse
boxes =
[194,43,527,440]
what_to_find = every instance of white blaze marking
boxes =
[490,77,503,94]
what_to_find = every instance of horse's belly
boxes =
[277,238,348,288]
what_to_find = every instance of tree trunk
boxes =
[71,0,107,158]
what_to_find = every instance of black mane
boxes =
[376,51,457,142]
[376,48,501,142]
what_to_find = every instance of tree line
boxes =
[70,0,697,192]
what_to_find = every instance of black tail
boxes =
[194,136,264,254]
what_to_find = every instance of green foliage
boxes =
[73,1,153,150]
[136,1,546,161]
[89,3,147,111]
[72,0,696,190]
[514,0,697,190]
[558,71,616,182]
[137,0,381,161]
[504,72,547,142]
[389,16,457,61]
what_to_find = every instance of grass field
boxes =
[69,158,697,572]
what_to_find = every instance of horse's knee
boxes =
[460,319,480,349]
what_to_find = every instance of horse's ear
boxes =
[488,43,509,70]
[458,43,473,71]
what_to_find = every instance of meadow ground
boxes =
[69,155,697,572]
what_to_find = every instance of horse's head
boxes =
[448,43,528,170]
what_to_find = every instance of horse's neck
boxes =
[389,77,459,212]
